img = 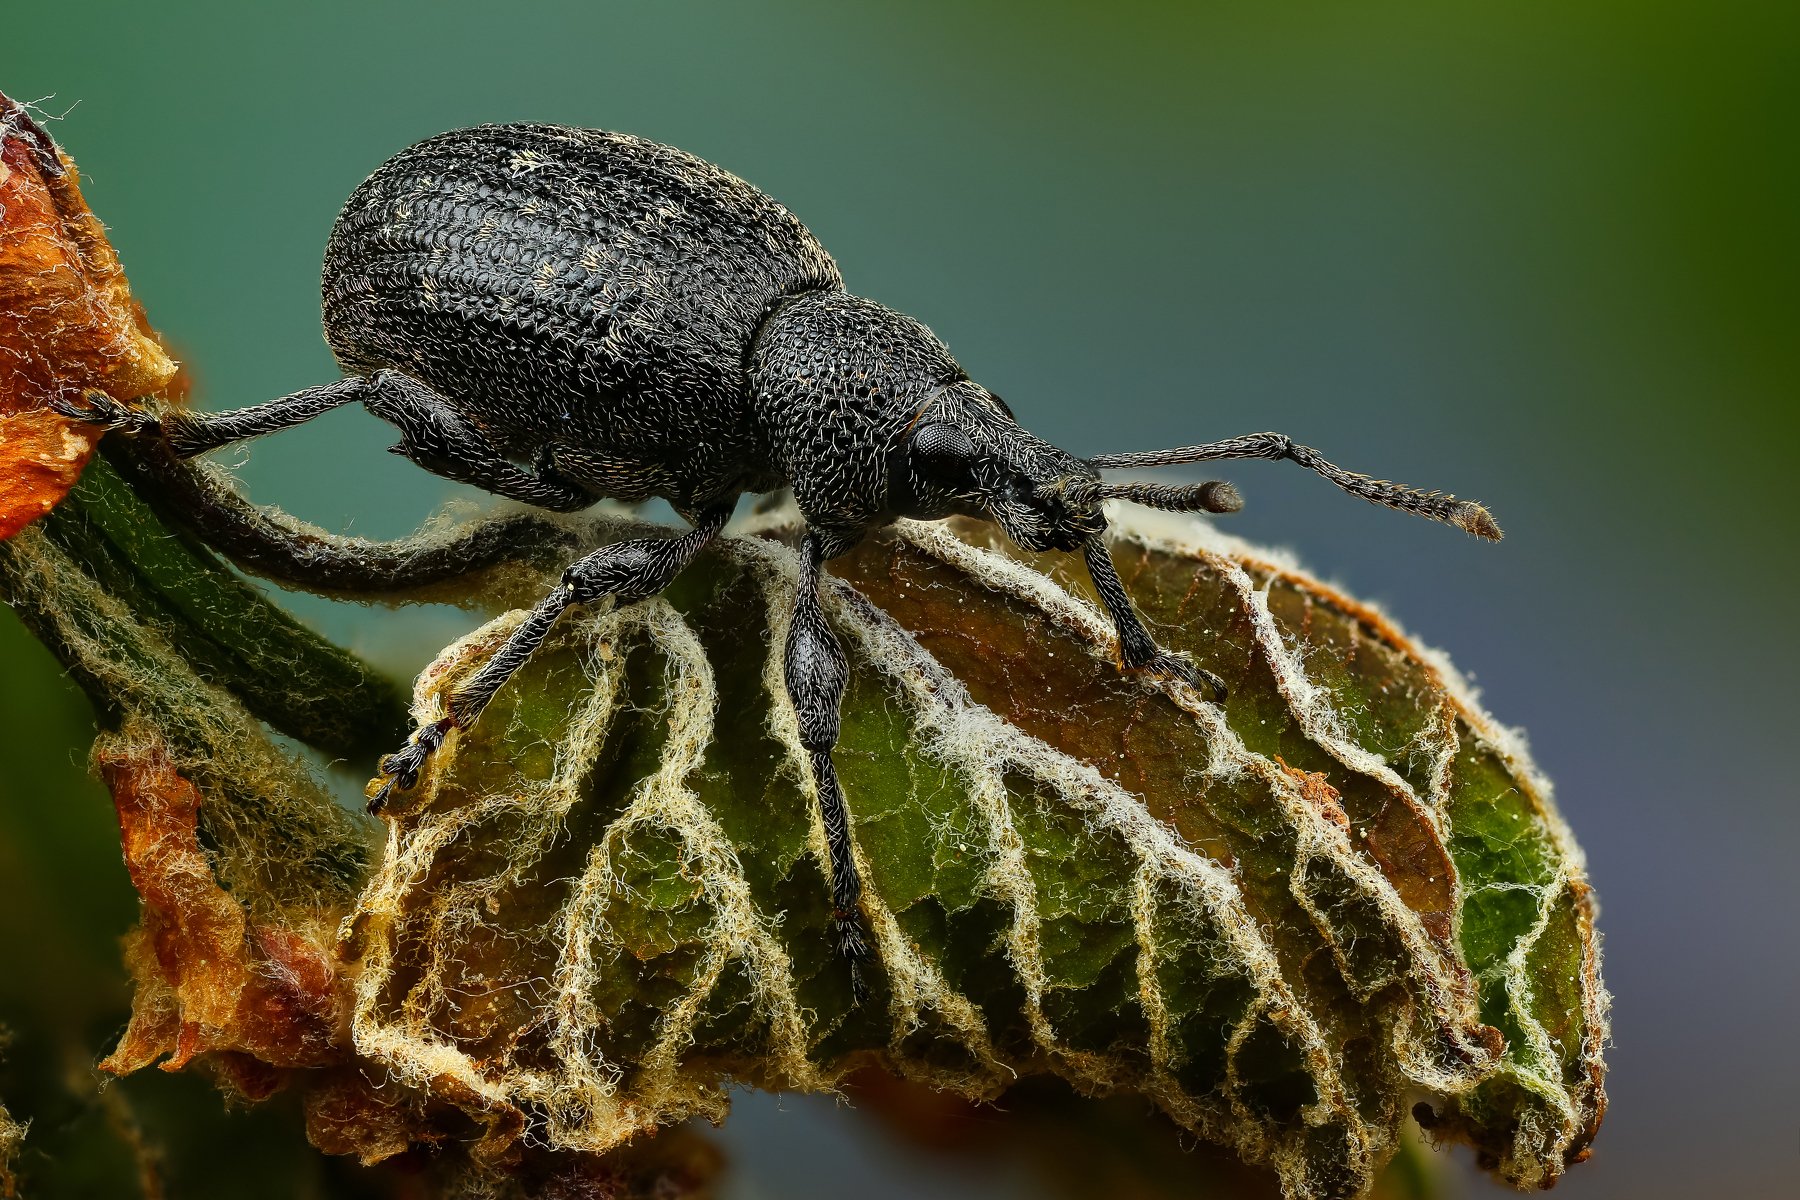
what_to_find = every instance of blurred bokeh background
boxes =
[2,2,1793,1197]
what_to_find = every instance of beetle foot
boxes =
[367,716,455,815]
[834,909,872,1003]
[48,389,163,437]
[1134,651,1228,702]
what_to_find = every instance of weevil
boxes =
[56,123,1500,999]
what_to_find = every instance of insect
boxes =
[57,123,1499,999]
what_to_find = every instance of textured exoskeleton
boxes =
[58,123,1498,998]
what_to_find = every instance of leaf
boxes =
[96,739,343,1082]
[0,466,396,911]
[0,95,177,540]
[6,451,1607,1196]
[0,468,723,1199]
[36,458,410,761]
[335,510,1606,1198]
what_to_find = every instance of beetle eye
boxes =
[912,422,976,464]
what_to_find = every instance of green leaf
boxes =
[0,441,1606,1200]
[330,509,1605,1199]
[0,460,385,906]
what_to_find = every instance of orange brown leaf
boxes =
[95,739,345,1080]
[0,94,176,539]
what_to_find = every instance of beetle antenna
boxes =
[1066,478,1244,515]
[1089,432,1500,540]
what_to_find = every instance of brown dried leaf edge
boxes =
[0,95,177,540]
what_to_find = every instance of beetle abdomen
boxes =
[321,123,843,504]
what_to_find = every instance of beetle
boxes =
[56,122,1499,999]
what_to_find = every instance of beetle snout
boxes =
[1002,476,1104,552]
[1054,497,1107,547]
[1049,477,1107,540]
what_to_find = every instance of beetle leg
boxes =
[783,531,872,1002]
[1082,534,1228,701]
[52,377,366,457]
[100,436,580,596]
[56,369,599,513]
[368,503,732,813]
[361,371,598,513]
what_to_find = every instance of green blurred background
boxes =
[2,2,1794,1197]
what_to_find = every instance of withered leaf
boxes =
[0,94,177,540]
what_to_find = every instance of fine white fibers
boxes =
[812,549,1366,1186]
[348,600,829,1151]
[739,540,1005,1087]
[1105,506,1608,1184]
[897,515,1497,1088]
[1202,550,1500,1081]
[296,504,1602,1197]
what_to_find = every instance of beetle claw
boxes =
[833,911,873,1003]
[367,779,398,815]
[1137,651,1229,703]
[367,717,454,815]
[49,389,163,437]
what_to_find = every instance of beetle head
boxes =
[893,383,1241,552]
[889,384,1097,550]
[750,292,1251,550]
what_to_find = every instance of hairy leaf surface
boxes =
[338,509,1606,1197]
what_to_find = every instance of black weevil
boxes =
[57,123,1499,999]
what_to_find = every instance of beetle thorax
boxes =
[747,292,964,546]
